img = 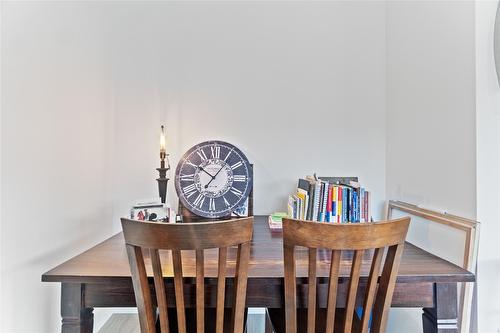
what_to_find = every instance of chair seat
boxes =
[98,313,140,333]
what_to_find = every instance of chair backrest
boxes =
[282,217,410,333]
[121,217,254,333]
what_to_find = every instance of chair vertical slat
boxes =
[281,217,409,333]
[150,249,170,333]
[360,247,384,333]
[284,244,297,333]
[325,250,341,333]
[216,247,227,333]
[126,245,156,333]
[122,217,254,333]
[307,248,317,333]
[232,242,251,333]
[371,243,405,333]
[172,249,187,333]
[196,249,205,333]
[344,249,364,332]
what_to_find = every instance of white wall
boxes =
[105,1,388,229]
[1,2,116,332]
[1,2,388,332]
[476,1,500,332]
[3,1,490,332]
[386,0,476,217]
[0,2,3,327]
[386,1,476,332]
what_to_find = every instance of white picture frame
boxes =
[386,200,480,333]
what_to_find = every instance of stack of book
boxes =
[287,176,371,223]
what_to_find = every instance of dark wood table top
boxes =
[42,216,474,284]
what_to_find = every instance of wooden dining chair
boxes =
[282,217,410,333]
[120,216,253,333]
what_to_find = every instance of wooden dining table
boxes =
[42,216,474,333]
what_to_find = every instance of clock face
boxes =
[175,141,252,218]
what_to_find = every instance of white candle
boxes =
[160,125,166,155]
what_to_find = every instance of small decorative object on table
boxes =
[156,125,170,204]
[130,199,174,222]
[268,212,287,231]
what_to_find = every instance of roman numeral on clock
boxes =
[233,175,246,182]
[230,161,243,170]
[193,193,205,208]
[223,150,232,162]
[210,146,220,159]
[183,183,197,198]
[197,149,208,161]
[230,187,243,197]
[180,173,195,181]
[209,198,215,211]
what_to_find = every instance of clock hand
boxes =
[198,166,215,178]
[204,166,225,189]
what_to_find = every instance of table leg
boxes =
[61,283,94,333]
[422,283,458,333]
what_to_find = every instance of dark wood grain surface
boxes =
[42,216,473,284]
[43,216,474,332]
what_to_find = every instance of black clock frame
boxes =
[175,140,253,220]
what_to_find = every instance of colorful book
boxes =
[326,184,332,222]
[313,181,321,221]
[321,180,329,222]
[334,187,338,222]
[289,176,371,223]
[297,189,308,220]
[298,179,315,220]
[337,186,343,223]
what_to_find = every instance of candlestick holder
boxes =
[157,153,170,204]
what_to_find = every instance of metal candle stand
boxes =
[157,152,170,204]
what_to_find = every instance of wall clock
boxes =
[175,140,253,219]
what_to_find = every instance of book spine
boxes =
[353,190,357,222]
[350,189,354,222]
[313,183,321,221]
[298,195,303,220]
[295,195,299,219]
[342,187,348,223]
[366,191,370,222]
[329,185,333,222]
[322,182,329,222]
[318,183,324,221]
[363,191,367,222]
[359,188,366,222]
[293,196,298,219]
[348,188,352,222]
[326,185,332,222]
[337,187,342,223]
[304,193,309,220]
[307,184,314,220]
[332,186,337,223]
[350,188,354,222]
[356,189,360,222]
